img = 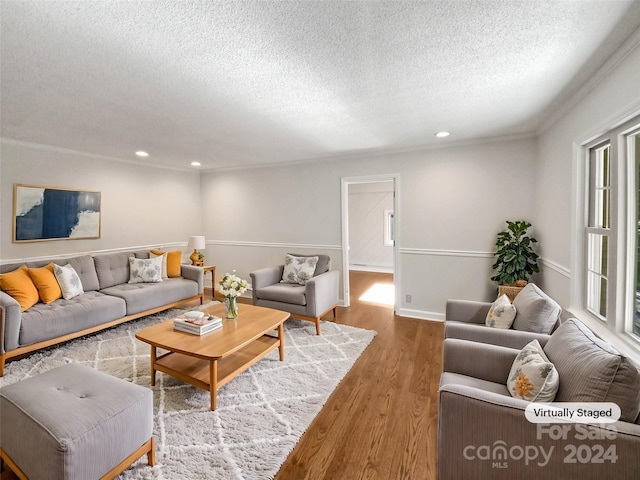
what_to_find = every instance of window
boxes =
[586,143,611,320]
[384,210,394,247]
[630,132,640,337]
[581,115,640,344]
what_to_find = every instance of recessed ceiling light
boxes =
[135,151,149,157]
[190,161,201,167]
[435,131,450,138]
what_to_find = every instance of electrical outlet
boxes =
[405,294,412,303]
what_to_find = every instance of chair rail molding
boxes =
[206,240,342,250]
[399,247,494,258]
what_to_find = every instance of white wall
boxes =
[535,43,640,309]
[201,137,537,318]
[348,181,394,271]
[0,141,202,262]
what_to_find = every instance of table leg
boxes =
[150,346,157,386]
[278,323,285,361]
[210,359,218,410]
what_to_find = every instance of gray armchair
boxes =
[250,254,339,335]
[444,283,562,350]
[439,319,640,479]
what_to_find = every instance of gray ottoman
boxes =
[0,363,155,479]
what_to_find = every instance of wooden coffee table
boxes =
[135,303,289,410]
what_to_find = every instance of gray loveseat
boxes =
[439,318,640,479]
[0,250,203,376]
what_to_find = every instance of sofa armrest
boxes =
[445,321,551,349]
[180,264,204,294]
[250,266,284,290]
[250,266,285,302]
[438,383,640,479]
[305,270,340,317]
[445,299,492,324]
[442,338,518,384]
[0,291,22,354]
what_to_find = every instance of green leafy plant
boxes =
[491,220,540,285]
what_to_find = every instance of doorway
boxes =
[341,175,399,311]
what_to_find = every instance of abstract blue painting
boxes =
[14,184,101,242]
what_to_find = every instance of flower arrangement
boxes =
[217,271,249,298]
[217,271,249,318]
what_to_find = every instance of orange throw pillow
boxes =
[0,265,40,311]
[29,263,62,304]
[150,249,183,278]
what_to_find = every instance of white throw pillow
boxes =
[53,263,84,300]
[281,254,319,285]
[486,294,517,329]
[507,340,559,402]
[129,256,163,284]
[150,251,168,278]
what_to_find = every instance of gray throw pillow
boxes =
[544,318,640,423]
[512,283,561,334]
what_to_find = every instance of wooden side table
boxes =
[202,265,216,300]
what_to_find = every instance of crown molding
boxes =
[537,26,640,135]
[0,138,197,174]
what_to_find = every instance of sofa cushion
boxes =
[544,318,640,423]
[512,283,561,334]
[93,252,135,289]
[101,278,198,315]
[485,294,517,329]
[29,263,62,304]
[256,283,307,306]
[0,265,39,312]
[507,340,559,402]
[62,255,100,292]
[18,292,126,346]
[53,264,84,300]
[128,256,162,284]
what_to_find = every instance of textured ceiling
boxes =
[2,1,640,171]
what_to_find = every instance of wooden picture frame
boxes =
[13,184,101,242]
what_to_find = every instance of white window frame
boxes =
[573,114,640,356]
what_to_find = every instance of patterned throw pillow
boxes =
[128,256,163,284]
[149,251,168,278]
[281,254,319,285]
[53,263,84,300]
[485,294,517,329]
[507,340,559,402]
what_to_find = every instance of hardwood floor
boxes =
[271,270,444,480]
[1,274,443,480]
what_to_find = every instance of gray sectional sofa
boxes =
[0,250,203,376]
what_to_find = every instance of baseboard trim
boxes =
[349,265,394,273]
[396,307,444,322]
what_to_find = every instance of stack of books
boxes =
[173,314,223,335]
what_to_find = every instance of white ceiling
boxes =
[2,1,640,171]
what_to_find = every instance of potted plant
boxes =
[491,220,540,299]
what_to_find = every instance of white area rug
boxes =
[0,302,376,479]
